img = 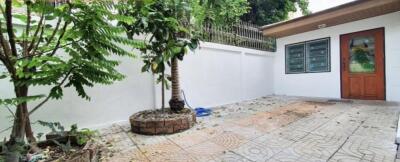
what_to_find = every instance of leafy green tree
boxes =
[120,0,250,112]
[0,0,138,145]
[120,0,199,112]
[190,0,249,26]
[241,0,311,26]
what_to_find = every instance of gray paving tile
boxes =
[327,152,363,162]
[211,151,253,162]
[97,96,400,162]
[336,135,397,162]
[271,134,347,161]
[232,139,284,161]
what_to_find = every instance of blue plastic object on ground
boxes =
[195,107,212,117]
[181,90,212,117]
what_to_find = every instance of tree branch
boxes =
[0,20,15,78]
[45,17,62,46]
[5,104,16,119]
[5,0,18,56]
[0,51,6,63]
[18,38,83,60]
[31,22,46,56]
[0,20,12,57]
[0,126,12,134]
[0,50,15,79]
[28,13,44,53]
[23,4,32,57]
[49,21,69,57]
[29,67,75,115]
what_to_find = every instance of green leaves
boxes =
[191,0,249,26]
[0,1,143,110]
[120,0,200,80]
[37,120,65,133]
[11,0,23,8]
[241,0,310,25]
[49,86,63,100]
[0,73,7,80]
[0,95,45,106]
[12,14,28,23]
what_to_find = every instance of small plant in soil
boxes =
[0,138,30,162]
[37,121,96,146]
[35,121,97,161]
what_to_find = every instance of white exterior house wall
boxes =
[273,11,400,101]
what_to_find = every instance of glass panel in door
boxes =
[349,36,375,73]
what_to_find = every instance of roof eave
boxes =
[261,0,400,38]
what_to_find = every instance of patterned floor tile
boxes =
[211,151,253,162]
[223,124,264,140]
[353,124,397,141]
[167,131,210,148]
[140,140,189,161]
[127,133,168,146]
[269,129,309,142]
[232,140,277,161]
[327,152,362,162]
[336,135,397,162]
[252,133,294,150]
[146,150,197,162]
[210,131,248,150]
[268,149,326,162]
[107,148,149,162]
[186,141,227,161]
[272,134,347,161]
[97,96,400,162]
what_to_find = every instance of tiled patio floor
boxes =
[98,96,400,162]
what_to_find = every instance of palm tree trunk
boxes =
[171,58,181,101]
[169,57,184,112]
[161,71,165,111]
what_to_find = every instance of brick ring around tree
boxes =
[129,108,196,135]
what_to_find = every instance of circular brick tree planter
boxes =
[129,108,196,135]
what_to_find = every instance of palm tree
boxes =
[169,57,185,112]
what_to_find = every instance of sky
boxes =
[290,0,355,18]
[308,0,356,12]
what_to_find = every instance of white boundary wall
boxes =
[273,12,400,101]
[155,42,275,108]
[0,42,274,138]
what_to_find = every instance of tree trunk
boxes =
[9,84,36,144]
[161,71,165,111]
[9,85,29,143]
[25,114,36,143]
[169,57,184,112]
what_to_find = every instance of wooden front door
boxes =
[341,28,385,100]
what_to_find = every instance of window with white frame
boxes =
[285,38,330,74]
